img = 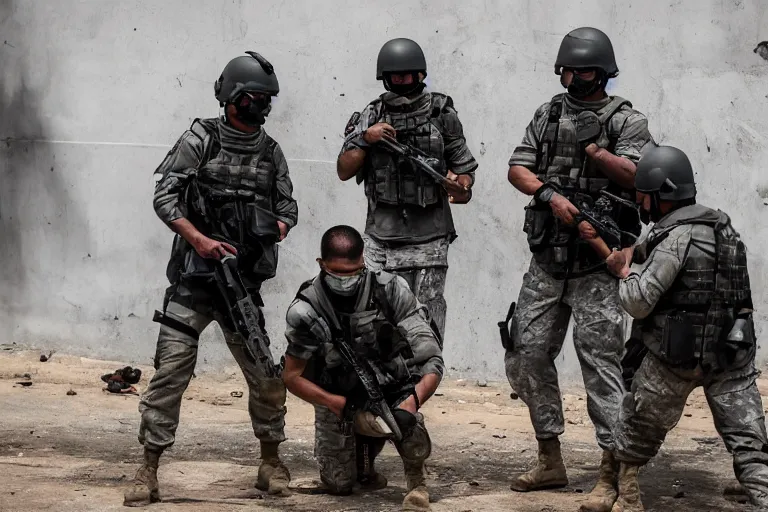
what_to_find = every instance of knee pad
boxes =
[394,410,432,463]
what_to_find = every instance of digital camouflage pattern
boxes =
[615,354,768,508]
[138,298,287,450]
[363,235,449,341]
[504,259,625,451]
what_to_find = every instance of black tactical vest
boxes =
[363,93,449,208]
[526,94,640,276]
[173,118,281,283]
[295,272,416,396]
[634,205,753,370]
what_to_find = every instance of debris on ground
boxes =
[15,381,32,387]
[39,350,55,362]
[67,389,77,396]
[101,366,142,394]
[230,391,244,398]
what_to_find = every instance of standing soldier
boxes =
[124,51,297,506]
[336,37,478,346]
[503,27,655,511]
[605,146,768,512]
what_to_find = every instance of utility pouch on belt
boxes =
[523,201,553,253]
[660,312,698,365]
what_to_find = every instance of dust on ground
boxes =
[0,347,763,512]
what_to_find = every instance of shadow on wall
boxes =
[0,0,89,342]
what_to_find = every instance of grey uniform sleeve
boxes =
[152,130,205,225]
[385,275,444,379]
[284,298,330,361]
[339,102,380,154]
[612,110,655,163]
[619,225,693,319]
[441,99,478,179]
[507,102,549,170]
[271,143,299,229]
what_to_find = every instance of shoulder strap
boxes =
[535,94,565,172]
[188,118,219,171]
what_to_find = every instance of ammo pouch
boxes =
[717,314,757,370]
[658,311,699,366]
[523,200,554,253]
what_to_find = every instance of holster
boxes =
[659,311,699,366]
[498,302,516,351]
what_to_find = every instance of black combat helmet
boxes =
[214,51,279,105]
[376,38,427,80]
[635,146,697,201]
[554,27,619,78]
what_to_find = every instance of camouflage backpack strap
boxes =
[535,93,566,175]
[597,96,633,152]
[426,92,453,134]
[188,118,220,170]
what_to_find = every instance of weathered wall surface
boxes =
[1,0,766,381]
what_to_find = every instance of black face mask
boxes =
[383,72,425,96]
[232,92,272,127]
[562,69,606,99]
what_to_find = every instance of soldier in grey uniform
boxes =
[282,225,443,512]
[124,52,297,506]
[504,27,655,511]
[337,38,478,345]
[604,146,768,512]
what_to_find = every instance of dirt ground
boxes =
[0,346,763,512]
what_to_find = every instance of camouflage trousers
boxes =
[314,405,429,494]
[138,284,287,451]
[504,258,625,451]
[615,353,768,507]
[364,236,448,341]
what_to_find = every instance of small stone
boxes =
[476,379,488,387]
[458,399,466,404]
[493,434,507,439]
[469,481,479,487]
[510,392,519,400]
[684,413,692,417]
[674,491,686,499]
[230,391,243,398]
[67,389,77,396]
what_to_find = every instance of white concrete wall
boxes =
[1,0,766,381]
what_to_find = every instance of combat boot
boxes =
[402,460,431,511]
[256,441,291,495]
[357,436,388,491]
[579,450,618,511]
[123,448,161,507]
[510,438,569,492]
[611,463,644,512]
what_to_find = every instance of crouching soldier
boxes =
[281,225,443,512]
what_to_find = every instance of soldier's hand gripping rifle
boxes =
[214,253,282,379]
[572,190,641,260]
[333,334,404,442]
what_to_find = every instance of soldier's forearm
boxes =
[169,218,206,247]
[508,165,544,196]
[284,372,346,412]
[397,372,441,413]
[337,149,366,181]
[591,150,636,189]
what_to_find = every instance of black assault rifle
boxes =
[334,333,404,442]
[215,253,282,379]
[377,137,452,187]
[571,190,641,251]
